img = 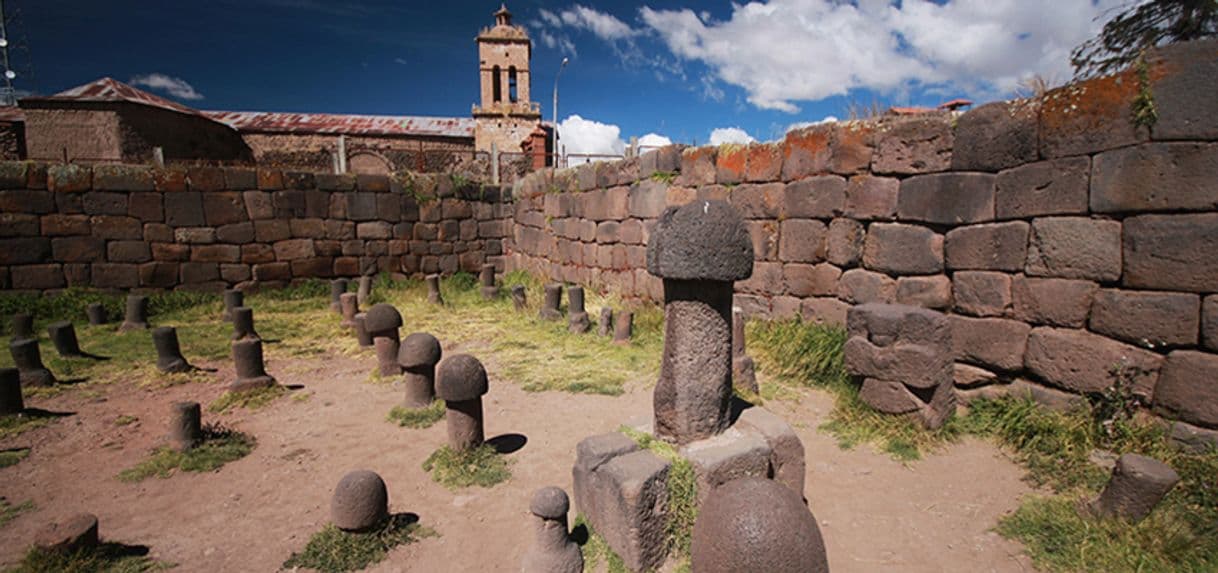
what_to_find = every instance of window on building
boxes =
[508,66,518,103]
[492,65,502,103]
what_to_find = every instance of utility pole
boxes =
[0,0,17,106]
[552,57,568,168]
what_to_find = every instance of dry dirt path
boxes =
[1,344,1035,572]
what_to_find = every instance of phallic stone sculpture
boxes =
[366,304,404,377]
[353,314,373,348]
[34,513,100,554]
[426,274,444,305]
[9,338,55,387]
[647,200,754,444]
[0,368,24,415]
[567,286,590,334]
[331,470,389,532]
[231,307,259,341]
[119,294,150,332]
[222,289,243,322]
[339,293,359,328]
[11,313,33,340]
[732,308,759,395]
[152,327,194,373]
[613,310,633,344]
[330,279,349,314]
[357,275,374,307]
[436,354,489,450]
[511,285,527,311]
[540,283,563,321]
[597,307,613,337]
[521,487,583,573]
[46,321,85,358]
[230,338,276,391]
[690,477,829,573]
[85,303,107,325]
[399,332,442,408]
[1086,453,1180,523]
[169,401,202,452]
[479,264,499,300]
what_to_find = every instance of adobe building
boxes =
[472,5,545,156]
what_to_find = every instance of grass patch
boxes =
[574,514,629,573]
[208,385,287,413]
[282,515,435,573]
[619,426,698,558]
[0,413,57,440]
[118,425,255,482]
[7,543,169,573]
[113,415,138,427]
[0,447,31,468]
[386,401,445,429]
[0,498,34,528]
[421,444,511,489]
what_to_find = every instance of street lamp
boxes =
[552,57,569,167]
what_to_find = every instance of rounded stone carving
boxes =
[646,200,753,282]
[364,303,403,334]
[436,354,488,402]
[690,477,829,573]
[34,513,99,553]
[530,486,570,520]
[331,470,389,532]
[398,332,442,370]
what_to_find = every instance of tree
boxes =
[1072,0,1218,79]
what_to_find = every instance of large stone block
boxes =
[1010,275,1097,328]
[89,215,142,240]
[783,263,840,298]
[163,192,205,227]
[47,164,91,193]
[82,191,128,215]
[951,100,1039,172]
[92,164,153,191]
[735,406,806,497]
[1147,38,1218,140]
[1026,217,1121,281]
[847,302,951,347]
[826,218,864,267]
[951,315,1030,372]
[1091,143,1218,213]
[273,239,315,261]
[780,124,831,181]
[777,219,827,263]
[1123,213,1218,292]
[128,192,163,222]
[745,143,782,182]
[781,175,845,219]
[678,147,717,186]
[1039,71,1147,158]
[681,429,771,506]
[49,236,101,262]
[11,264,64,289]
[187,167,225,192]
[861,223,943,275]
[0,190,54,214]
[994,157,1090,219]
[843,175,898,220]
[91,263,139,288]
[0,213,38,237]
[629,180,667,218]
[829,122,875,174]
[895,275,951,310]
[859,378,924,414]
[871,115,953,174]
[1153,351,1218,429]
[729,183,783,219]
[40,214,90,236]
[107,241,151,263]
[1204,296,1218,352]
[139,262,178,287]
[897,173,995,224]
[944,221,1029,272]
[837,268,895,304]
[1089,289,1200,348]
[1025,327,1163,396]
[574,447,671,572]
[800,297,849,327]
[952,271,1012,317]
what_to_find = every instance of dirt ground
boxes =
[0,341,1036,573]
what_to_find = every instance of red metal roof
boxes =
[201,110,475,138]
[25,77,203,116]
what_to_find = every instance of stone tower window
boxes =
[508,66,518,103]
[492,65,502,103]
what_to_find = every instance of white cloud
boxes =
[129,73,204,100]
[785,116,838,134]
[557,114,626,165]
[539,8,563,28]
[637,133,673,150]
[393,57,407,65]
[709,127,756,146]
[559,5,639,41]
[639,0,1126,113]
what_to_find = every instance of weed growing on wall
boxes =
[1131,55,1159,128]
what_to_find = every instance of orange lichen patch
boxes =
[1039,68,1146,132]
[782,125,830,162]
[257,168,284,191]
[829,122,875,175]
[745,142,782,182]
[716,144,747,182]
[683,146,717,164]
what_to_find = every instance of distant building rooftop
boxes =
[20,77,206,117]
[202,110,475,139]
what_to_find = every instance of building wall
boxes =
[474,117,539,156]
[0,121,25,160]
[23,106,122,162]
[239,132,476,173]
[116,104,253,165]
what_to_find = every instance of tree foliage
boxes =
[1072,0,1218,79]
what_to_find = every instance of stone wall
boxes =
[0,163,511,292]
[508,38,1218,437]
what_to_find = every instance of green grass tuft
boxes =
[386,401,446,429]
[282,515,436,573]
[619,426,698,558]
[573,514,629,573]
[0,447,31,468]
[0,498,34,528]
[0,413,57,440]
[118,425,255,482]
[421,444,511,489]
[113,415,138,427]
[207,385,287,413]
[8,543,170,573]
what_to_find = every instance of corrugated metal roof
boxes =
[26,77,203,116]
[201,110,475,138]
[0,106,24,122]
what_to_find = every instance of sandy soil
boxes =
[0,342,1036,573]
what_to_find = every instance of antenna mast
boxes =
[0,0,16,106]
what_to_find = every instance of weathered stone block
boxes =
[729,183,782,219]
[82,191,128,215]
[745,143,782,182]
[1025,327,1163,396]
[139,262,178,287]
[678,147,717,186]
[1026,217,1121,281]
[1149,38,1218,140]
[151,242,190,262]
[143,223,172,243]
[826,218,864,267]
[895,275,951,309]
[777,219,826,263]
[859,378,923,413]
[897,173,995,224]
[846,302,952,347]
[0,213,38,237]
[187,167,225,192]
[91,263,139,288]
[1204,296,1218,352]
[47,164,91,193]
[273,239,314,261]
[871,115,953,174]
[629,180,667,218]
[356,221,393,240]
[163,192,204,227]
[128,192,163,222]
[0,190,54,214]
[252,262,291,282]
[107,241,151,263]
[781,175,844,219]
[1153,351,1218,429]
[1089,289,1200,348]
[951,315,1030,372]
[201,192,246,226]
[1039,71,1146,158]
[952,271,1012,317]
[801,297,849,327]
[952,100,1039,172]
[11,264,64,289]
[862,223,943,275]
[829,122,875,174]
[954,363,999,388]
[191,244,241,263]
[92,164,153,191]
[153,168,187,192]
[574,447,671,572]
[681,429,771,506]
[174,227,216,244]
[837,268,895,304]
[944,221,1029,271]
[1091,143,1218,213]
[49,236,101,262]
[783,263,840,298]
[781,125,831,181]
[735,406,806,497]
[40,214,90,236]
[995,157,1090,219]
[1122,213,1218,292]
[216,222,255,244]
[89,215,142,240]
[843,175,898,220]
[180,262,220,284]
[1010,275,1097,328]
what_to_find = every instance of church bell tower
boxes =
[473,4,542,154]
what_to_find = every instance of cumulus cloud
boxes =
[709,127,756,146]
[637,133,673,150]
[129,73,204,100]
[558,5,639,41]
[639,0,1125,113]
[558,115,627,165]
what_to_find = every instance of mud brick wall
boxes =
[0,163,512,292]
[509,38,1218,440]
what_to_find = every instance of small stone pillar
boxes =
[222,289,243,322]
[399,332,442,408]
[46,321,84,358]
[511,285,527,311]
[119,294,149,332]
[9,338,55,387]
[426,274,444,305]
[540,284,563,321]
[0,368,24,415]
[690,478,829,573]
[647,200,753,445]
[597,307,613,337]
[613,311,633,344]
[365,303,403,377]
[479,264,499,300]
[169,401,202,452]
[231,307,259,341]
[85,303,107,325]
[732,308,759,395]
[436,354,489,450]
[353,314,373,348]
[844,304,955,429]
[339,293,359,328]
[330,279,349,314]
[34,513,100,554]
[567,286,590,333]
[357,275,373,307]
[231,338,275,392]
[11,313,34,340]
[522,487,583,573]
[1086,453,1180,523]
[152,327,193,373]
[332,470,389,532]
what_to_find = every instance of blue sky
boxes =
[15,0,1125,153]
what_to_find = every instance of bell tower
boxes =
[473,4,542,154]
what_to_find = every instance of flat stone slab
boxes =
[681,428,771,507]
